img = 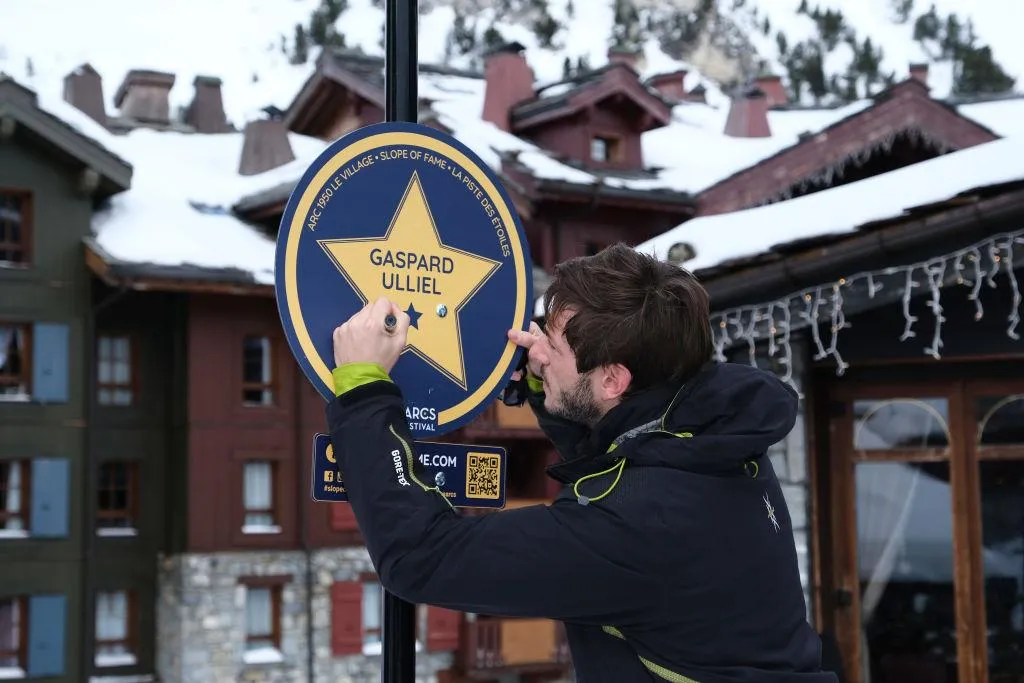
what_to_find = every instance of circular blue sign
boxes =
[274,121,534,438]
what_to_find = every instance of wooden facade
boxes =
[6,35,1024,683]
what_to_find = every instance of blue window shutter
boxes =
[27,594,66,676]
[32,322,70,403]
[31,458,69,538]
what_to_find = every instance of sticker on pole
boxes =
[275,122,534,438]
[310,433,506,509]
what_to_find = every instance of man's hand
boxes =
[333,297,410,373]
[507,321,546,382]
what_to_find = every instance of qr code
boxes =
[465,453,501,499]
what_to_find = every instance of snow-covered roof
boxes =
[635,136,1024,277]
[78,64,1024,295]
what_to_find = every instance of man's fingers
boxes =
[528,321,542,336]
[507,328,536,348]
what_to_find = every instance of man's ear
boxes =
[597,363,632,402]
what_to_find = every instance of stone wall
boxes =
[156,548,453,683]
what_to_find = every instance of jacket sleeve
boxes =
[523,371,589,461]
[326,363,656,624]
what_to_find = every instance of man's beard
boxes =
[550,374,601,426]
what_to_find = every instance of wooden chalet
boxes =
[3,30,1023,683]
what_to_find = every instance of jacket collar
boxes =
[545,378,686,485]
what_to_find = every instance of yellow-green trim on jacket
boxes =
[332,363,392,397]
[526,370,544,394]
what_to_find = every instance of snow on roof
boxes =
[87,127,326,285]
[958,96,1024,137]
[635,136,1024,279]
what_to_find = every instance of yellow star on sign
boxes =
[317,170,501,390]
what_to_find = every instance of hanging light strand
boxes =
[710,229,1024,387]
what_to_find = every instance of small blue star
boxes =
[405,303,422,329]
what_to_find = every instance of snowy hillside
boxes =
[730,0,1022,101]
[0,0,1019,129]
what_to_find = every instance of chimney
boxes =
[646,69,688,102]
[754,73,787,107]
[113,69,176,124]
[481,42,535,132]
[723,86,771,138]
[607,46,641,72]
[909,62,929,85]
[186,75,230,133]
[62,64,107,126]
[238,117,296,176]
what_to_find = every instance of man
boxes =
[327,243,835,682]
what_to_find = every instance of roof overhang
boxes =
[512,66,672,133]
[697,78,1000,215]
[84,238,273,297]
[700,181,1024,311]
[0,78,132,197]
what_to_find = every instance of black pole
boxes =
[382,0,418,681]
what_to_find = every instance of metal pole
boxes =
[382,0,418,681]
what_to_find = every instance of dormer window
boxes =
[590,136,620,164]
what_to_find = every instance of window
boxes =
[590,136,619,163]
[243,584,282,664]
[97,335,134,406]
[242,461,279,534]
[362,580,382,649]
[94,590,135,667]
[0,191,30,266]
[96,462,137,536]
[0,461,27,538]
[0,324,29,401]
[242,336,274,406]
[0,596,25,673]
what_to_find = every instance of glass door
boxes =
[829,381,972,683]
[826,377,1024,683]
[964,380,1024,683]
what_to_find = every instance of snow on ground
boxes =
[635,136,1024,274]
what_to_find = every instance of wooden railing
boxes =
[460,617,571,675]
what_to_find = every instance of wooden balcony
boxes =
[459,617,572,678]
[462,401,546,440]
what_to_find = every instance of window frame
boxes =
[0,595,27,672]
[0,189,33,267]
[96,333,139,407]
[93,589,137,667]
[0,459,30,539]
[95,461,139,537]
[241,334,276,408]
[239,575,288,664]
[240,459,280,536]
[0,322,31,402]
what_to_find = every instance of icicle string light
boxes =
[709,229,1024,386]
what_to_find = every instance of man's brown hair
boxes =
[543,242,713,393]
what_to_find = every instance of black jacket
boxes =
[326,361,837,683]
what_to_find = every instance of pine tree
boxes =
[890,0,914,23]
[955,45,1015,94]
[452,13,476,55]
[566,0,574,18]
[776,31,788,56]
[482,25,505,52]
[291,23,309,64]
[562,56,573,78]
